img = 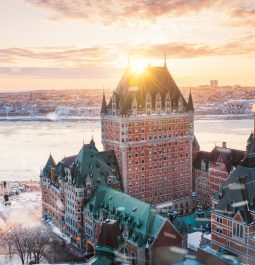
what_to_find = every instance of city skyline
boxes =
[1,0,255,91]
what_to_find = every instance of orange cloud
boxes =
[25,0,224,24]
[229,7,255,27]
[0,38,254,79]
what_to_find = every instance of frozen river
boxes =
[0,118,253,181]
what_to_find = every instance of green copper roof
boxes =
[69,142,120,188]
[84,185,167,248]
[171,209,211,235]
[92,254,113,265]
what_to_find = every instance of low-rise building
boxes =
[193,143,245,208]
[211,131,255,265]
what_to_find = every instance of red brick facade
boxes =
[101,65,195,213]
[102,115,194,212]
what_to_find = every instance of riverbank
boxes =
[0,113,253,122]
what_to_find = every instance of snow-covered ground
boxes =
[0,191,42,228]
[0,254,87,265]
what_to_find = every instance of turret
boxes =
[100,90,107,114]
[187,90,194,112]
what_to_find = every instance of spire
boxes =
[100,89,107,114]
[43,153,56,177]
[164,51,167,68]
[90,137,95,145]
[187,89,194,112]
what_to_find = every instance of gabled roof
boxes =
[84,185,171,248]
[209,146,245,173]
[107,65,187,115]
[214,164,255,224]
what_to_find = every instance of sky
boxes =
[0,0,255,91]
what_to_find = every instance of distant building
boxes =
[101,61,195,213]
[211,126,255,265]
[210,80,218,88]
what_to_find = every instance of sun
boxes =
[130,59,147,74]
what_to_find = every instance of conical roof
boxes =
[43,154,56,177]
[100,91,107,114]
[187,90,194,112]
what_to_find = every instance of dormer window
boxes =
[178,97,183,112]
[155,92,162,114]
[112,94,116,115]
[132,97,138,115]
[145,92,152,115]
[201,160,206,171]
[86,178,92,187]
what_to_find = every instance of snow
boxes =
[0,254,87,265]
[0,191,42,229]
[187,232,211,251]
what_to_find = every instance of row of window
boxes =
[102,118,192,127]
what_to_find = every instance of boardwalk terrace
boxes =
[211,130,255,265]
[101,61,195,213]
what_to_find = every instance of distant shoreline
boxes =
[0,113,253,122]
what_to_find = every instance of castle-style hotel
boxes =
[40,60,255,265]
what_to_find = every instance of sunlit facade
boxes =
[101,62,195,213]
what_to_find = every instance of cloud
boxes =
[230,8,255,27]
[25,0,223,24]
[0,37,255,79]
[0,47,112,66]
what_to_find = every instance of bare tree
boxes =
[1,225,51,264]
[29,225,51,264]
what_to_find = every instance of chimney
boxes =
[222,142,227,148]
[51,167,56,182]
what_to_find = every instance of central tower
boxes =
[101,62,194,213]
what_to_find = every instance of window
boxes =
[217,216,223,224]
[233,222,244,239]
[216,226,222,234]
